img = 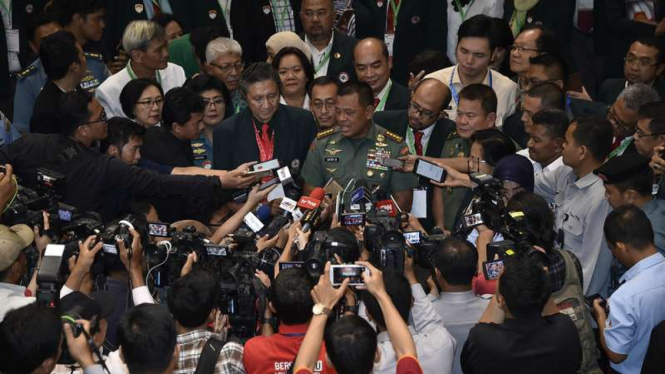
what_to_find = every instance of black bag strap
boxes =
[194,338,226,374]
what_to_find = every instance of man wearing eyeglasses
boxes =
[205,37,247,114]
[509,25,559,94]
[309,76,339,130]
[633,101,665,199]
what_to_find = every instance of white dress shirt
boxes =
[406,123,435,156]
[374,79,393,112]
[96,62,186,118]
[280,94,310,110]
[426,65,517,128]
[517,148,564,176]
[306,33,334,78]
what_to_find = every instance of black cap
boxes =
[594,153,652,184]
[57,291,117,320]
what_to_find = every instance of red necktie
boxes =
[261,123,271,150]
[387,0,400,33]
[373,97,380,107]
[152,0,162,15]
[414,130,424,156]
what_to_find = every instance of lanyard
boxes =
[314,49,332,74]
[453,0,476,21]
[252,118,275,162]
[449,66,492,105]
[218,0,231,21]
[376,80,393,111]
[0,0,12,28]
[406,127,428,156]
[389,0,402,27]
[270,0,290,30]
[126,62,162,85]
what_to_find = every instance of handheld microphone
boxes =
[299,187,325,233]
[373,185,399,217]
[349,179,372,213]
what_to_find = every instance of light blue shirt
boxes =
[143,0,173,19]
[641,199,665,256]
[605,252,665,374]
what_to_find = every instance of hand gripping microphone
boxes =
[298,187,325,233]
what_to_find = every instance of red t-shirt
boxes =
[472,274,497,295]
[294,355,423,374]
[243,323,336,374]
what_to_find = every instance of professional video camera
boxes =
[294,231,354,278]
[457,173,506,234]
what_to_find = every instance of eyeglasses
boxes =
[312,100,336,110]
[624,56,658,68]
[468,155,488,174]
[210,61,245,74]
[510,45,540,54]
[408,101,438,120]
[136,98,164,108]
[635,128,665,138]
[607,106,634,131]
[203,98,226,108]
[80,109,108,126]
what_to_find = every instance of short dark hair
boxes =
[571,117,614,162]
[184,73,232,118]
[151,13,182,31]
[117,304,177,374]
[638,100,665,135]
[324,315,377,374]
[529,54,569,82]
[338,80,374,108]
[59,90,93,136]
[499,258,551,319]
[309,75,339,97]
[168,269,220,328]
[634,36,664,64]
[432,237,478,285]
[0,303,62,374]
[101,117,146,154]
[408,49,452,77]
[270,268,315,325]
[40,30,80,80]
[120,78,164,119]
[457,14,495,50]
[470,129,516,167]
[489,18,514,50]
[327,228,361,263]
[162,87,205,131]
[272,47,315,92]
[531,109,569,140]
[52,0,106,26]
[27,11,59,43]
[190,26,225,63]
[604,205,655,250]
[240,62,281,96]
[458,83,497,115]
[522,24,560,56]
[506,192,557,254]
[361,270,410,329]
[526,82,565,110]
[614,168,654,196]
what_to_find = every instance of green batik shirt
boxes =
[439,130,471,230]
[302,122,419,194]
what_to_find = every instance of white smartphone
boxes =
[330,264,368,286]
[247,159,280,174]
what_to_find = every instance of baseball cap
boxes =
[0,224,35,272]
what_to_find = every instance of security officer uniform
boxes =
[192,133,213,169]
[12,52,109,133]
[438,129,470,231]
[301,123,418,195]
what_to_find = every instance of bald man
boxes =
[374,78,455,230]
[354,38,410,111]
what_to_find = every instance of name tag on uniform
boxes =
[410,188,427,218]
[325,157,339,162]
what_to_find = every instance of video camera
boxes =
[458,173,505,234]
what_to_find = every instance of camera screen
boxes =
[463,213,483,228]
[102,243,117,255]
[58,209,73,222]
[341,213,365,226]
[331,266,365,285]
[148,223,169,237]
[403,231,421,244]
[483,261,504,281]
[252,159,279,172]
[415,160,444,181]
[205,245,228,257]
[279,261,304,271]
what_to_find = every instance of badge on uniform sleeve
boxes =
[209,10,217,19]
[339,72,350,83]
[411,16,421,24]
[263,5,271,14]
[135,4,144,13]
[25,4,34,13]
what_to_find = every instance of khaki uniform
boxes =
[302,123,418,195]
[439,130,471,230]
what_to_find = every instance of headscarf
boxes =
[493,154,535,192]
[265,31,312,62]
[509,0,540,37]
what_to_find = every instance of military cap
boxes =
[594,153,652,184]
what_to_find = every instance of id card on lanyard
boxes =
[449,66,492,105]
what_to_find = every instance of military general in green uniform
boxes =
[302,81,418,211]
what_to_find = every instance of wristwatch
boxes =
[312,303,332,316]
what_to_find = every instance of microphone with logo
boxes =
[298,187,326,233]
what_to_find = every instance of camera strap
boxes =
[194,338,226,374]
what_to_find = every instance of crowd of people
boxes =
[0,1,665,374]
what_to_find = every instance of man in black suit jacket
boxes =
[354,38,409,112]
[169,0,231,36]
[299,0,356,82]
[353,0,447,86]
[374,78,453,230]
[231,0,302,63]
[213,62,316,171]
[102,0,149,56]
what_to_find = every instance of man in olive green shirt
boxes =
[302,81,418,211]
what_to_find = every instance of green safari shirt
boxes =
[439,130,471,230]
[301,122,419,195]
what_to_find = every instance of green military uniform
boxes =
[439,130,471,230]
[302,122,419,195]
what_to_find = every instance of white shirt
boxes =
[426,65,517,128]
[517,148,564,176]
[446,1,504,63]
[306,33,334,78]
[374,284,456,374]
[280,94,310,110]
[52,351,129,374]
[96,62,186,118]
[407,123,435,155]
[0,283,35,322]
[374,79,393,112]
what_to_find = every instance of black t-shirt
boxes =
[141,126,195,167]
[461,314,582,374]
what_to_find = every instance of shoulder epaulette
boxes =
[316,127,338,139]
[17,65,37,79]
[84,52,104,61]
[383,130,404,143]
[446,129,459,140]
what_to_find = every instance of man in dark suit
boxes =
[102,0,148,57]
[354,38,409,112]
[374,78,453,230]
[213,62,317,171]
[231,0,302,63]
[353,0,446,86]
[597,37,665,105]
[300,0,356,82]
[169,0,231,36]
